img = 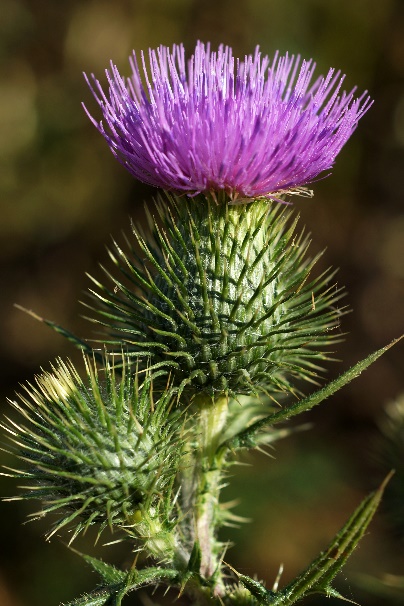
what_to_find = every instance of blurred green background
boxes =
[1,1,404,604]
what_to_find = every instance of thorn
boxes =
[131,552,140,570]
[325,586,359,604]
[220,498,241,510]
[217,595,225,606]
[14,304,44,322]
[254,445,275,459]
[217,542,231,570]
[177,573,191,599]
[379,468,395,492]
[272,563,283,592]
[223,561,240,577]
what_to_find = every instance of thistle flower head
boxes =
[85,41,372,201]
[2,356,182,544]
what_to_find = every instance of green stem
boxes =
[181,394,228,594]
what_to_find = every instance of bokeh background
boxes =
[1,1,404,604]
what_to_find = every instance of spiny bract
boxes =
[2,356,182,542]
[85,194,346,398]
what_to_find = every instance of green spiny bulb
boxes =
[87,193,346,398]
[2,355,183,548]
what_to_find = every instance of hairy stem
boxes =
[180,395,228,593]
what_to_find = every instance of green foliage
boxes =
[63,565,179,606]
[237,474,391,604]
[187,541,202,574]
[79,555,127,584]
[59,470,393,605]
[225,336,403,449]
[2,355,183,549]
[84,193,346,398]
[3,192,400,605]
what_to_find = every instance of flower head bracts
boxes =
[84,42,372,201]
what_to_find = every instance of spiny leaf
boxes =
[63,567,179,606]
[62,587,115,606]
[269,476,391,606]
[69,548,126,584]
[123,566,179,601]
[227,337,403,448]
[187,541,202,574]
[232,474,391,605]
[269,473,393,605]
[225,561,273,604]
[239,574,275,603]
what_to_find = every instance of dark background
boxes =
[1,1,403,604]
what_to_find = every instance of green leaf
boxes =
[125,566,178,589]
[232,474,391,605]
[228,337,403,448]
[174,543,205,600]
[187,541,202,574]
[70,549,126,584]
[63,588,114,606]
[267,473,393,605]
[239,574,275,603]
[63,567,179,606]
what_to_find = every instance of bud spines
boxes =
[86,194,346,398]
[1,191,350,596]
[2,356,183,546]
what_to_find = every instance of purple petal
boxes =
[84,42,372,200]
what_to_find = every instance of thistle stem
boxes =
[180,395,228,594]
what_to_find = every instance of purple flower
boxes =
[84,42,372,201]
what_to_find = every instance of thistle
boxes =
[86,193,346,398]
[2,41,397,606]
[2,356,183,560]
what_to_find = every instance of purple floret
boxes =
[84,42,372,200]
